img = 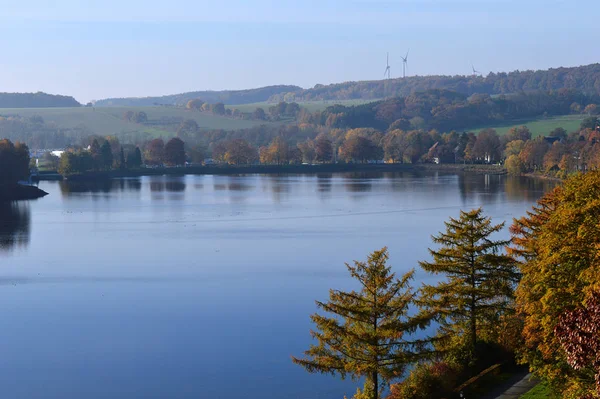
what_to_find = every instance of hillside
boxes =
[93,63,600,107]
[95,85,302,107]
[271,63,600,102]
[0,106,278,149]
[0,92,80,108]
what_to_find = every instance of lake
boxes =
[0,172,556,399]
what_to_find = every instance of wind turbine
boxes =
[401,49,409,78]
[472,64,481,76]
[384,52,391,79]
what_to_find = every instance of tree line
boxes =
[270,63,600,102]
[293,171,600,398]
[308,89,599,133]
[0,92,80,108]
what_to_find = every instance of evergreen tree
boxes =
[126,147,143,169]
[119,147,126,169]
[100,141,113,170]
[418,208,518,361]
[90,139,101,170]
[292,248,424,399]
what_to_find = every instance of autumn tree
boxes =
[262,136,290,165]
[505,154,525,175]
[292,248,425,399]
[383,130,405,163]
[314,135,333,163]
[519,138,549,171]
[510,172,600,397]
[503,140,525,158]
[223,139,258,165]
[418,209,518,364]
[472,129,501,163]
[584,103,598,116]
[164,137,186,166]
[542,142,566,172]
[297,140,316,163]
[145,138,165,166]
[504,126,532,143]
[186,99,204,110]
[340,136,382,163]
[554,290,600,399]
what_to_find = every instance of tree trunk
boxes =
[372,371,378,399]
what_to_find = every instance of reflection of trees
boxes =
[316,173,333,193]
[458,173,504,204]
[504,176,559,202]
[0,202,30,252]
[267,176,291,203]
[150,181,186,192]
[343,172,374,193]
[458,173,560,205]
[60,179,143,195]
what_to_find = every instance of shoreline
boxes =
[38,163,507,181]
[0,184,49,201]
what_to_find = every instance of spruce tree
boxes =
[100,141,113,170]
[418,208,518,360]
[119,147,126,169]
[292,248,424,399]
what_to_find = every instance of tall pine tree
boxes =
[292,248,425,399]
[418,208,518,362]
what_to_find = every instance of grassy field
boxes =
[0,106,273,138]
[519,382,557,398]
[476,115,586,137]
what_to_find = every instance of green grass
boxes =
[475,115,586,137]
[519,382,557,399]
[0,106,274,139]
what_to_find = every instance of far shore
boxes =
[36,163,506,181]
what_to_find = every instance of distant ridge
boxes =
[0,92,80,108]
[95,85,302,107]
[94,63,600,107]
[269,63,600,102]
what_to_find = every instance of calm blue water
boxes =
[0,172,555,398]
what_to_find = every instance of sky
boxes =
[0,0,597,103]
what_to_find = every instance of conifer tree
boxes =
[292,248,424,399]
[418,208,518,360]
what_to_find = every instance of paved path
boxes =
[480,370,539,399]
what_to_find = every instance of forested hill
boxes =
[270,63,600,102]
[309,89,599,132]
[95,85,302,107]
[0,92,80,108]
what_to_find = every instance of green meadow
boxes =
[0,106,273,138]
[475,115,586,137]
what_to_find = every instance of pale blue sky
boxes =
[0,0,596,102]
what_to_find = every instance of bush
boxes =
[389,361,460,399]
[505,154,525,175]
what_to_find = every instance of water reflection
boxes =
[343,172,374,193]
[149,181,186,192]
[316,174,333,195]
[457,173,559,205]
[59,179,142,195]
[0,202,30,252]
